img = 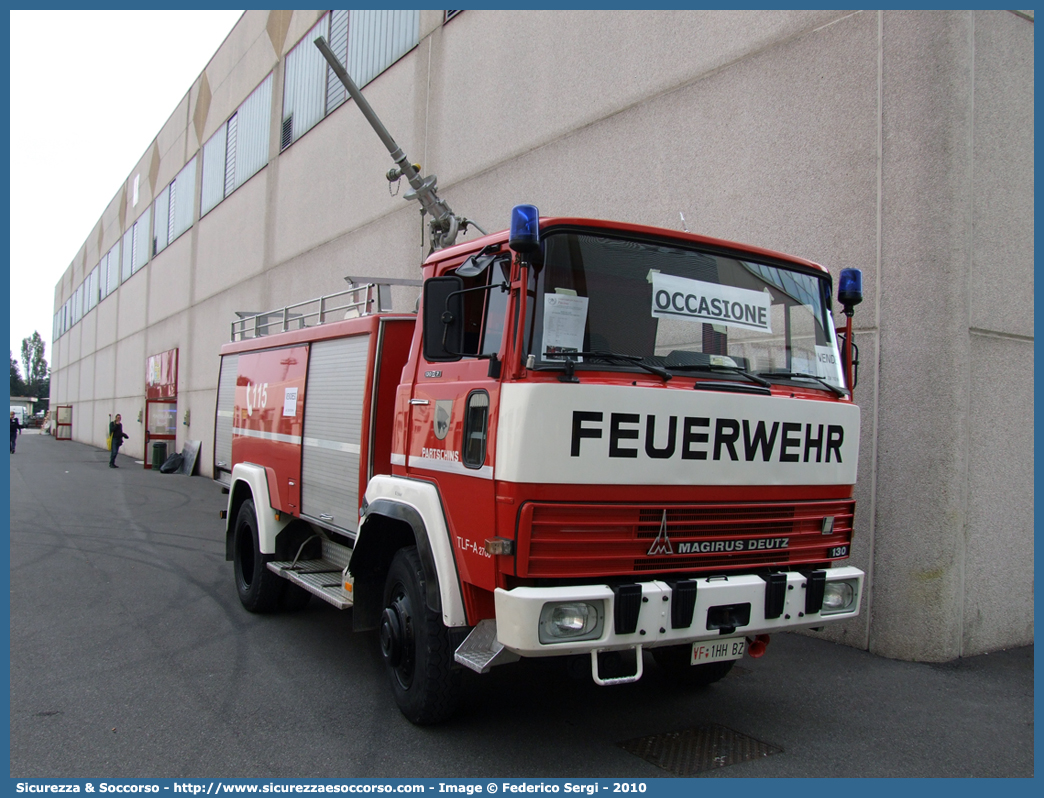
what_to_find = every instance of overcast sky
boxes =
[8,9,244,370]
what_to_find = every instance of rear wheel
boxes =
[233,499,284,613]
[652,645,736,687]
[379,547,461,724]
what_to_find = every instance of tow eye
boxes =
[380,600,407,667]
[746,634,771,658]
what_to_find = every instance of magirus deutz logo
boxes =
[646,510,790,556]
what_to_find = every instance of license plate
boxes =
[691,637,746,665]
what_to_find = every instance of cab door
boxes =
[406,257,510,603]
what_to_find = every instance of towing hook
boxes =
[746,634,771,658]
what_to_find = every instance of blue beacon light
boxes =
[837,268,863,315]
[509,204,540,253]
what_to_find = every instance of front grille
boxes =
[518,499,854,578]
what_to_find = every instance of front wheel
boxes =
[651,645,736,687]
[379,547,461,725]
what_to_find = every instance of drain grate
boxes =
[618,724,782,775]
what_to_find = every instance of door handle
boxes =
[409,399,429,406]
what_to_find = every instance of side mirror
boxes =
[423,276,464,362]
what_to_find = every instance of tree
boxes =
[18,333,49,408]
[10,351,26,396]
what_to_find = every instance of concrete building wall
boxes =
[963,10,1034,654]
[49,10,1033,661]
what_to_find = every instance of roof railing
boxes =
[230,277,421,342]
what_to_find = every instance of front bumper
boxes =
[493,566,863,657]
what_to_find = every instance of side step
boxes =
[454,619,520,673]
[268,537,353,609]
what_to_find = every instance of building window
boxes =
[154,157,197,254]
[282,15,334,149]
[153,186,170,255]
[235,76,272,187]
[101,241,120,299]
[325,9,349,113]
[72,283,82,325]
[84,265,100,314]
[172,159,196,240]
[200,74,273,217]
[122,206,151,280]
[280,10,419,152]
[346,10,420,90]
[200,119,227,216]
[444,10,462,23]
[121,228,133,283]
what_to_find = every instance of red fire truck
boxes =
[213,39,865,725]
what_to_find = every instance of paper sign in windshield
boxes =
[651,273,772,334]
[543,294,589,360]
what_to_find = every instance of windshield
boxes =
[526,230,844,388]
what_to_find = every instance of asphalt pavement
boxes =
[7,430,1034,778]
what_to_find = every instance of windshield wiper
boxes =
[756,371,847,397]
[546,351,672,381]
[665,363,772,388]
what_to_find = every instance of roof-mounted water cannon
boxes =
[313,36,485,252]
[836,268,863,395]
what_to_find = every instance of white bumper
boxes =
[494,566,863,657]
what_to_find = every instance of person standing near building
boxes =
[109,413,129,468]
[10,411,21,453]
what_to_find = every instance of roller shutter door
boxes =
[301,334,370,533]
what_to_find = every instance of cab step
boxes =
[268,537,353,609]
[454,619,520,673]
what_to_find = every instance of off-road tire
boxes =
[233,499,284,613]
[380,546,461,725]
[651,645,736,687]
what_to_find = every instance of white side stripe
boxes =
[390,453,406,466]
[233,427,301,445]
[303,437,361,455]
[410,456,493,480]
[232,426,360,455]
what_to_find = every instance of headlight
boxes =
[821,580,857,614]
[538,601,604,643]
